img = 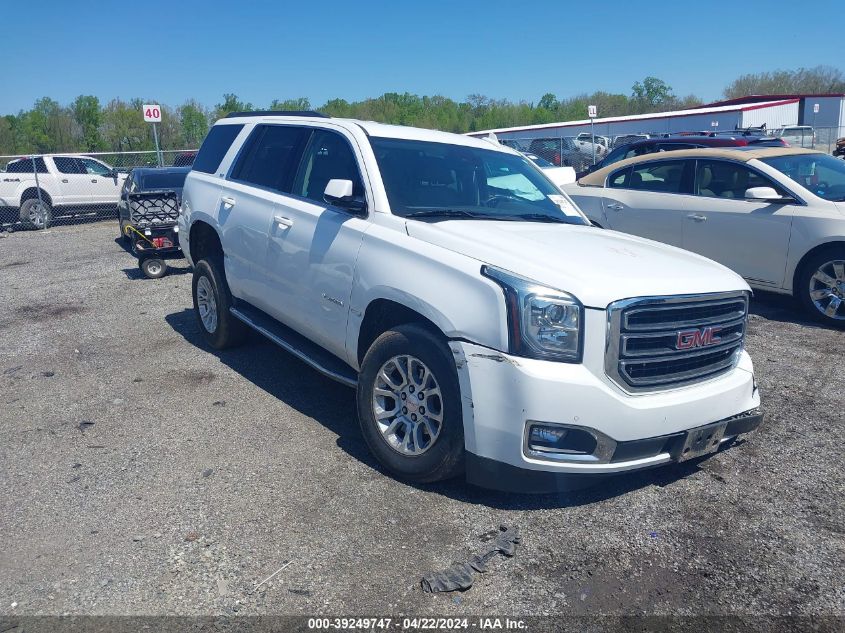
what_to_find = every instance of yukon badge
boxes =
[676,326,723,350]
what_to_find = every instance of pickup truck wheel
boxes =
[357,324,464,483]
[798,247,845,327]
[19,198,52,230]
[191,258,246,349]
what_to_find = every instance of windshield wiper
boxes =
[509,213,575,224]
[404,209,497,220]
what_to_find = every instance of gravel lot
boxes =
[0,221,843,625]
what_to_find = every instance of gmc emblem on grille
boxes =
[676,326,723,350]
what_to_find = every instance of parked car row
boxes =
[564,146,845,326]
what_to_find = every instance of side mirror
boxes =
[324,179,366,214]
[745,186,792,203]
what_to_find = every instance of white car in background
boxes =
[773,126,815,148]
[565,146,845,326]
[521,151,577,187]
[0,154,125,229]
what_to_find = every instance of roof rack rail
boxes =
[224,110,329,119]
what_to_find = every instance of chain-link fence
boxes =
[498,126,845,171]
[0,149,197,230]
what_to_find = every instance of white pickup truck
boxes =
[0,154,125,229]
[179,112,763,493]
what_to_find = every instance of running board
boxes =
[230,302,358,388]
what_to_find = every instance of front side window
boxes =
[760,153,845,201]
[370,137,588,224]
[696,160,782,199]
[292,130,363,203]
[230,125,310,192]
[82,158,112,175]
[613,160,689,194]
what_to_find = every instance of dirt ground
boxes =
[0,221,843,629]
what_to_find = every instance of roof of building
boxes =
[576,146,820,187]
[697,94,845,108]
[471,99,801,137]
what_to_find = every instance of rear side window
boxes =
[610,160,689,193]
[192,124,244,174]
[6,157,48,173]
[230,125,310,192]
[54,157,86,174]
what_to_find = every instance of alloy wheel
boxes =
[371,354,444,456]
[196,276,218,333]
[809,259,845,320]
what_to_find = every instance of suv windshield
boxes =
[760,153,845,201]
[370,137,588,225]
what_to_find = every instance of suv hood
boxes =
[405,220,749,308]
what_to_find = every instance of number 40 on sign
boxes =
[143,105,162,123]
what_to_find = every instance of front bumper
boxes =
[450,336,761,493]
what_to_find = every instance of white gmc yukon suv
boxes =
[178,111,763,493]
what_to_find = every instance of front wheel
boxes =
[191,258,246,349]
[797,248,845,327]
[357,324,464,483]
[19,198,52,230]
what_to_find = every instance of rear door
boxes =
[52,157,91,208]
[221,124,311,310]
[681,159,796,286]
[599,158,692,247]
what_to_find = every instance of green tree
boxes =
[72,95,103,151]
[269,97,312,111]
[723,65,845,98]
[179,100,209,147]
[537,93,559,110]
[213,93,253,120]
[631,77,674,111]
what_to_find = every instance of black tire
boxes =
[796,246,845,328]
[139,257,167,279]
[356,324,464,483]
[191,258,247,349]
[19,198,53,230]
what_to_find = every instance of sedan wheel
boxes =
[808,258,845,321]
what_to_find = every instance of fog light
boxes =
[529,425,568,451]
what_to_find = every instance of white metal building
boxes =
[471,98,810,142]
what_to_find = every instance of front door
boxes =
[682,159,795,286]
[81,158,123,206]
[263,128,370,360]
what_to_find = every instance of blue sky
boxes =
[2,0,844,114]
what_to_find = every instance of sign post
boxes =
[812,103,819,148]
[143,104,163,167]
[588,105,597,165]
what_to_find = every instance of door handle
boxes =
[607,203,624,211]
[62,179,69,183]
[274,214,293,228]
[221,196,236,208]
[687,213,707,222]
[91,179,98,183]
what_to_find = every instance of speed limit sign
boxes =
[143,104,162,123]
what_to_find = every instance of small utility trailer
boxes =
[117,167,189,279]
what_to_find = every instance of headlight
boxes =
[482,265,583,362]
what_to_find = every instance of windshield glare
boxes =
[761,153,845,201]
[370,137,588,224]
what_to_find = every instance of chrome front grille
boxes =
[606,292,749,392]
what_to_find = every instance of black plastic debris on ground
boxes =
[421,525,520,593]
